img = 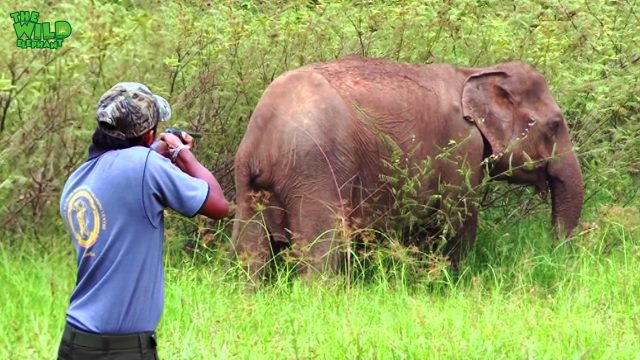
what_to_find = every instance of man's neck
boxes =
[88,144,109,160]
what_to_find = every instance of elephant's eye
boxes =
[548,119,561,135]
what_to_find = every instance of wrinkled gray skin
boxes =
[232,56,584,278]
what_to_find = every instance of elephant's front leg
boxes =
[443,203,479,270]
[437,137,485,270]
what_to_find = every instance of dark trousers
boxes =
[57,323,159,360]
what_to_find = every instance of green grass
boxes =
[1,209,639,359]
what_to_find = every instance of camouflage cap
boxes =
[96,82,171,139]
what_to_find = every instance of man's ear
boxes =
[141,129,155,147]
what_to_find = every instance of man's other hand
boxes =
[159,132,187,150]
[151,140,170,159]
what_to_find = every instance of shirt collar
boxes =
[88,144,109,160]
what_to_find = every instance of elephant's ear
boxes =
[461,70,514,156]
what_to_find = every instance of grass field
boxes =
[2,204,638,359]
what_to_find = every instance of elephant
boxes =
[231,56,583,278]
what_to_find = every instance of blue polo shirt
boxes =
[59,145,209,334]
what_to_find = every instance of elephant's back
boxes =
[307,57,466,154]
[244,56,457,135]
[310,56,456,97]
[312,56,424,86]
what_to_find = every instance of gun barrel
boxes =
[186,131,202,139]
[165,127,203,141]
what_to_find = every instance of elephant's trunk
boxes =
[547,140,584,238]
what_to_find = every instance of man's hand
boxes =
[160,132,190,150]
[153,132,192,162]
[151,140,170,158]
[179,131,194,148]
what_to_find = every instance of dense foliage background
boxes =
[1,0,638,234]
[1,1,639,358]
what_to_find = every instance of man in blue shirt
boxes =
[57,82,229,359]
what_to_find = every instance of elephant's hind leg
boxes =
[286,192,346,278]
[231,189,275,283]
